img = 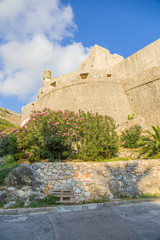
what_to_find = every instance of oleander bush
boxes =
[13,108,118,162]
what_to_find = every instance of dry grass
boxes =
[0,107,21,126]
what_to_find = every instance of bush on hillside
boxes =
[77,111,118,160]
[120,125,142,149]
[0,134,18,157]
[13,109,118,162]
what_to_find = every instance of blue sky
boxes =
[0,0,160,113]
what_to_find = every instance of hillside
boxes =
[0,107,21,135]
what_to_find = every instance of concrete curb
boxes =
[0,198,160,215]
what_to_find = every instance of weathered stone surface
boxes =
[4,201,16,209]
[1,160,160,204]
[0,191,7,201]
[22,39,160,128]
[34,160,160,202]
[4,165,43,188]
[0,165,45,205]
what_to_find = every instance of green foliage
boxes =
[43,194,59,204]
[139,192,160,198]
[77,111,118,160]
[0,135,10,156]
[29,195,38,201]
[128,114,135,120]
[0,134,19,157]
[0,155,19,185]
[28,194,59,208]
[81,198,110,204]
[7,200,24,208]
[120,125,142,149]
[15,109,79,161]
[12,109,118,162]
[0,201,7,208]
[138,126,160,157]
[0,118,16,132]
[0,155,16,168]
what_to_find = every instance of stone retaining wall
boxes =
[33,159,160,202]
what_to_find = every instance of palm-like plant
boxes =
[139,126,160,157]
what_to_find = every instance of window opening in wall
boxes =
[107,74,112,77]
[50,81,56,87]
[80,73,89,79]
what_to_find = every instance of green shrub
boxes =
[15,109,78,161]
[28,194,59,208]
[43,194,59,204]
[0,201,7,208]
[0,135,10,156]
[128,114,135,120]
[138,126,160,157]
[77,111,118,160]
[12,109,118,162]
[0,134,19,157]
[8,200,24,208]
[120,125,142,149]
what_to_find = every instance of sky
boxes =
[0,0,160,113]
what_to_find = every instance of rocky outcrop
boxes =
[0,165,45,207]
[0,191,7,201]
[4,165,43,188]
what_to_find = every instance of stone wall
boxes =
[33,159,160,202]
[21,39,160,128]
[112,38,160,81]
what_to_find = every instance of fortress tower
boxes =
[22,39,160,128]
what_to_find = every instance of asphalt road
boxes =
[0,201,160,240]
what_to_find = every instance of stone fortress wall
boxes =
[3,159,160,204]
[112,39,160,126]
[22,39,160,127]
[33,159,160,202]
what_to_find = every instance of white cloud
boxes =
[0,0,76,41]
[0,0,90,100]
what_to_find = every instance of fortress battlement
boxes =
[22,39,160,128]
